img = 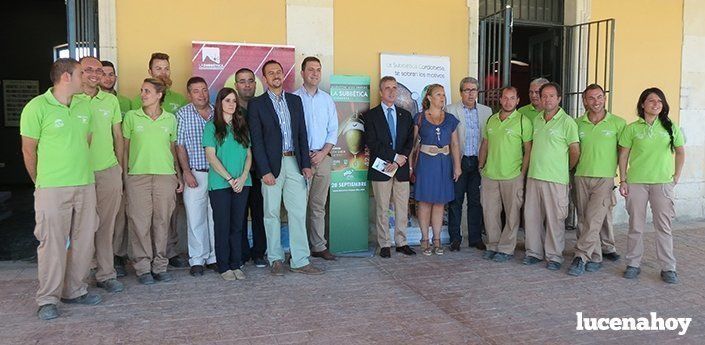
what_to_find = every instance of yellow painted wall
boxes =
[333,0,469,105]
[590,0,683,123]
[115,0,287,98]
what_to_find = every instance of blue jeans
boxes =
[448,156,483,245]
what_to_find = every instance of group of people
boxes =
[20,52,684,321]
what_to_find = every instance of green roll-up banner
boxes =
[328,75,370,253]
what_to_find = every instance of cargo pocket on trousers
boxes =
[557,190,570,220]
[33,211,47,242]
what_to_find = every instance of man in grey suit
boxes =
[446,77,493,251]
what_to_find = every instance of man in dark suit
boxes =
[248,60,323,276]
[364,76,416,258]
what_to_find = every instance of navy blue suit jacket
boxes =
[363,104,414,182]
[248,91,311,178]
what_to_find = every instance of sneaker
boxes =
[482,250,497,260]
[523,256,542,265]
[221,270,236,281]
[290,263,325,275]
[61,293,102,305]
[492,253,512,263]
[138,273,155,285]
[602,252,621,262]
[567,257,585,276]
[114,256,127,278]
[585,261,603,272]
[233,269,246,280]
[546,261,562,271]
[270,260,285,276]
[37,304,59,320]
[96,278,124,293]
[168,256,189,268]
[152,272,173,282]
[189,265,204,277]
[623,266,641,279]
[449,240,461,252]
[661,270,679,284]
[253,258,268,268]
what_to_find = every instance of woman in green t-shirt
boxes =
[203,87,252,281]
[618,87,685,284]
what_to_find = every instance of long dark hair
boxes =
[637,87,674,152]
[214,87,249,147]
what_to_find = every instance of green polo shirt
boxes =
[482,110,533,180]
[116,93,131,116]
[202,121,252,191]
[618,117,684,184]
[75,90,122,172]
[19,88,94,188]
[122,108,177,175]
[574,112,626,178]
[518,104,542,123]
[528,108,579,184]
[131,89,187,114]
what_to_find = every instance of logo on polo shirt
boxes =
[77,115,89,124]
[161,126,170,133]
[99,109,110,118]
[601,129,616,137]
[579,131,586,138]
[136,125,144,132]
[54,119,65,128]
[168,103,180,112]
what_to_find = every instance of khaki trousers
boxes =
[481,175,524,255]
[34,185,98,306]
[524,178,569,263]
[625,183,677,271]
[372,178,410,248]
[94,165,122,282]
[126,174,177,275]
[600,212,617,254]
[307,155,332,252]
[166,195,184,259]
[573,176,615,263]
[113,195,128,258]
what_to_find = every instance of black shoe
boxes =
[168,256,189,268]
[492,253,513,263]
[395,245,416,256]
[253,258,268,268]
[585,261,603,272]
[469,242,486,250]
[661,270,679,284]
[482,250,496,260]
[96,278,124,293]
[523,256,542,265]
[37,304,59,320]
[379,247,391,258]
[603,252,621,261]
[206,263,218,271]
[449,241,461,252]
[152,272,173,282]
[189,265,204,277]
[138,273,155,285]
[567,257,585,276]
[546,261,562,271]
[623,266,641,279]
[114,256,127,278]
[61,293,102,305]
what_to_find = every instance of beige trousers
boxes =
[573,176,615,263]
[307,155,332,252]
[34,185,98,306]
[524,178,569,263]
[93,165,122,282]
[372,178,410,248]
[125,174,177,275]
[481,175,524,255]
[625,183,677,271]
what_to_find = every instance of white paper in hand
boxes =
[372,157,397,177]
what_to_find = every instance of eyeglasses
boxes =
[83,68,105,76]
[461,88,478,94]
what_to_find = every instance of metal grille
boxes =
[480,0,563,25]
[478,7,512,111]
[66,0,100,59]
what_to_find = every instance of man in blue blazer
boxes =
[248,60,323,276]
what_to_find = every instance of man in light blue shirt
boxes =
[293,57,339,260]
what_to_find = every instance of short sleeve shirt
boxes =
[122,108,177,175]
[75,90,122,172]
[131,89,188,114]
[618,117,684,184]
[528,108,579,184]
[116,93,131,116]
[518,104,542,123]
[19,88,94,188]
[202,121,252,191]
[574,112,626,178]
[482,110,533,180]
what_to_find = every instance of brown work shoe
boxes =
[289,263,325,275]
[270,260,285,276]
[311,249,337,261]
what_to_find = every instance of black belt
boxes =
[194,168,209,172]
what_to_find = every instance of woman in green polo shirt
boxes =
[123,78,183,285]
[618,87,685,284]
[203,87,252,281]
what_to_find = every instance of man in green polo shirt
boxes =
[130,52,188,113]
[77,56,125,292]
[567,84,626,276]
[518,77,549,123]
[478,86,533,263]
[20,58,102,320]
[99,60,131,116]
[523,82,580,271]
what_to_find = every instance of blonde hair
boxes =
[422,84,444,111]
